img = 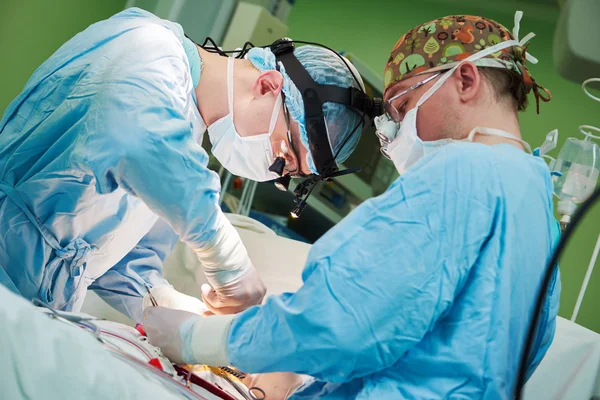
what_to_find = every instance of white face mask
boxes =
[376,34,534,175]
[207,57,282,182]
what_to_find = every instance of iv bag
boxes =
[552,128,600,204]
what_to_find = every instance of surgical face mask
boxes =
[376,33,536,175]
[207,57,281,182]
[377,110,531,175]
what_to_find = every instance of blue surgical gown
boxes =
[227,143,561,399]
[0,8,221,322]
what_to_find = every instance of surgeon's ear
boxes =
[253,70,284,98]
[454,62,481,104]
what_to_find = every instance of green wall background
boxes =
[0,0,598,332]
[0,0,126,112]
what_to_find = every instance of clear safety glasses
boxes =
[383,72,442,123]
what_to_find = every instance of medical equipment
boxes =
[145,283,159,307]
[553,0,600,85]
[550,79,600,229]
[553,132,600,227]
[564,79,600,325]
[515,180,600,400]
[219,369,266,400]
[516,78,600,399]
[125,0,237,45]
[222,2,289,51]
[571,232,600,323]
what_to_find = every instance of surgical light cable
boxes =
[189,35,256,59]
[515,184,600,400]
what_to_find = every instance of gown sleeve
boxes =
[79,23,227,250]
[89,218,179,322]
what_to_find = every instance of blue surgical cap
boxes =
[247,45,365,174]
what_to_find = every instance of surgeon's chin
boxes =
[433,121,467,142]
[418,119,460,143]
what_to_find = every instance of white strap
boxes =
[417,38,519,107]
[512,11,524,43]
[468,126,533,153]
[513,10,538,64]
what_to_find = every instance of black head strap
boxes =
[272,42,337,175]
[268,38,383,218]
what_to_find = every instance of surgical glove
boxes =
[143,306,234,366]
[142,285,209,316]
[193,216,266,314]
[201,266,265,314]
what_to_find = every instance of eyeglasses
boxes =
[384,72,442,123]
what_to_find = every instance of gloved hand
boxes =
[201,267,265,315]
[142,285,209,316]
[143,306,234,366]
[193,216,266,314]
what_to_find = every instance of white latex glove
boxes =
[201,267,265,314]
[143,306,234,366]
[193,216,266,314]
[142,285,209,316]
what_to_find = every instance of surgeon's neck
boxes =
[465,105,523,149]
[194,47,259,126]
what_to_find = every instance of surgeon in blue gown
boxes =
[145,11,561,399]
[0,8,365,321]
